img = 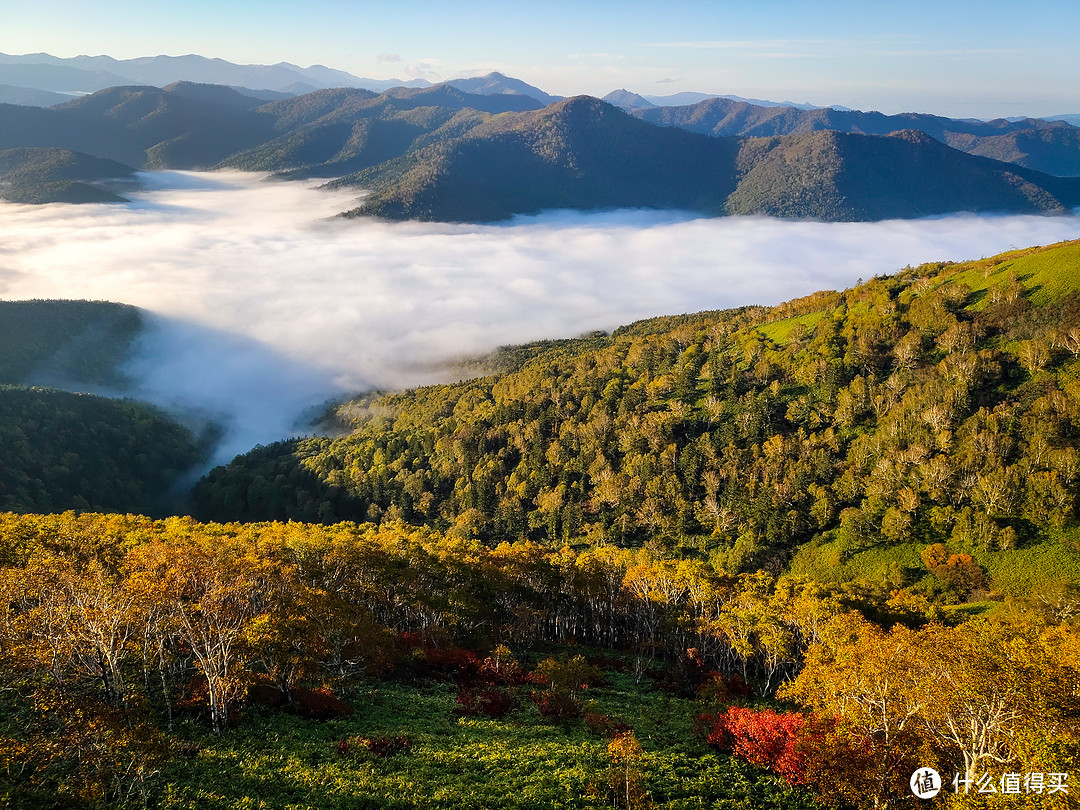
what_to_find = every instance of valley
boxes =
[0,33,1078,809]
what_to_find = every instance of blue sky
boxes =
[4,0,1078,117]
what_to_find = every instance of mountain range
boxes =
[330,97,1080,222]
[619,97,1080,177]
[0,52,429,96]
[2,52,818,111]
[1,69,1079,223]
[602,89,845,112]
[0,53,564,107]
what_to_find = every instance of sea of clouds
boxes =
[1,170,1078,465]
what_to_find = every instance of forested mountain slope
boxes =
[0,147,134,203]
[0,299,141,386]
[0,301,203,513]
[0,386,202,513]
[336,99,1080,222]
[0,85,279,168]
[2,256,1078,810]
[333,96,744,221]
[194,241,1080,594]
[723,128,1080,220]
[219,85,533,179]
[0,83,541,174]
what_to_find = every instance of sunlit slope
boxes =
[193,240,1080,597]
[756,239,1080,344]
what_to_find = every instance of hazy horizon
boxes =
[3,0,1078,119]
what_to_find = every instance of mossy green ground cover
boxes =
[972,531,1080,596]
[788,539,923,586]
[950,240,1080,307]
[788,532,1080,599]
[754,311,828,347]
[156,676,819,810]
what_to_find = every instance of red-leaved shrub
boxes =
[697,672,753,704]
[531,690,581,720]
[479,645,527,685]
[703,706,808,785]
[424,646,480,682]
[584,711,632,737]
[360,735,411,757]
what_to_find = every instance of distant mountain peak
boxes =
[602,89,655,110]
[444,73,561,105]
[161,81,268,110]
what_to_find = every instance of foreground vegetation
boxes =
[154,680,818,810]
[0,513,1076,809]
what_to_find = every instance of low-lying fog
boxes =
[2,171,1078,465]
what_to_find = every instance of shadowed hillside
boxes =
[337,100,1080,222]
[0,147,134,203]
[2,87,1079,221]
[632,96,1080,177]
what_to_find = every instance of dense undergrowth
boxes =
[154,677,817,810]
[0,512,1076,809]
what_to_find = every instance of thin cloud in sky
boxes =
[1,171,1077,464]
[642,39,1018,59]
[643,38,823,49]
[406,59,441,79]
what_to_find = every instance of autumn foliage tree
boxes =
[779,613,934,808]
[780,612,1080,809]
[126,532,278,734]
[0,507,1077,808]
[606,730,652,810]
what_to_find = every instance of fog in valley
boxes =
[2,171,1078,465]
